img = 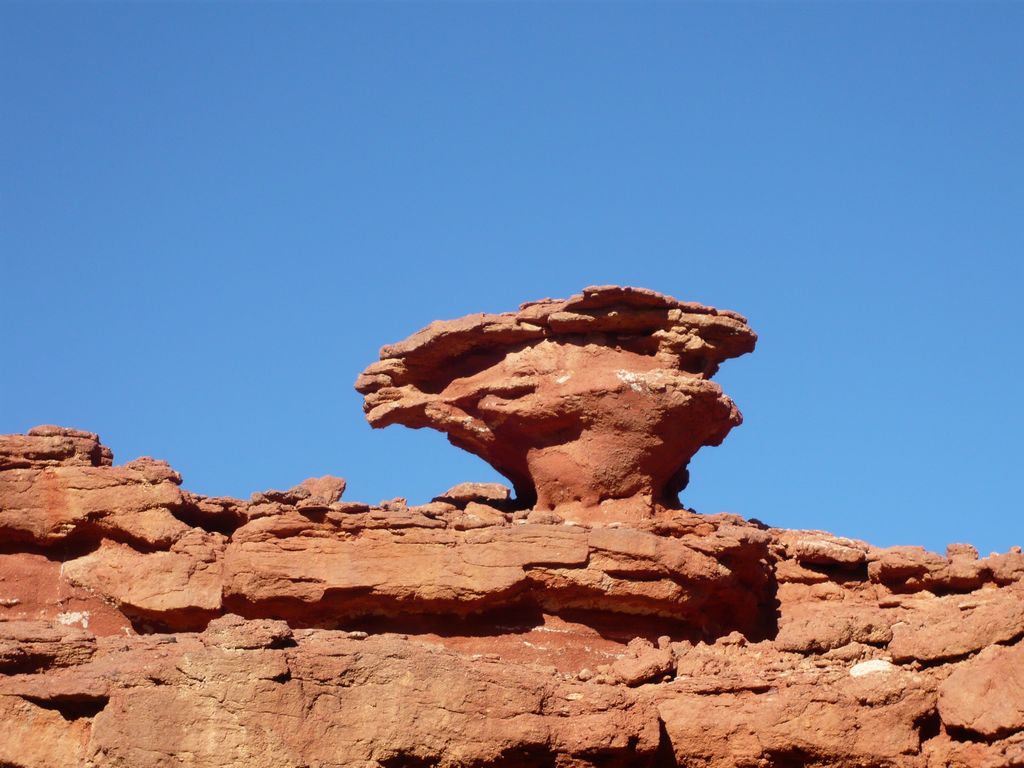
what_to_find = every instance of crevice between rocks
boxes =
[915,708,942,743]
[652,720,679,768]
[20,693,109,721]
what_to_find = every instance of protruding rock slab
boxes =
[62,532,225,631]
[356,286,756,522]
[222,515,775,637]
[0,456,187,548]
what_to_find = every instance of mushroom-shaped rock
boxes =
[356,286,756,523]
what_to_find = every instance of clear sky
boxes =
[3,3,1021,556]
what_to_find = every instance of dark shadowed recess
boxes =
[216,579,781,646]
[20,694,109,721]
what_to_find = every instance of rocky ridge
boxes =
[2,288,1023,767]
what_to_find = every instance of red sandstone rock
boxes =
[0,621,95,673]
[0,431,1020,766]
[0,460,187,548]
[3,289,1024,767]
[783,531,869,567]
[656,668,935,767]
[218,514,773,637]
[203,613,293,650]
[434,482,512,507]
[938,640,1024,739]
[868,543,1002,593]
[611,637,674,686]
[0,694,92,768]
[0,623,662,767]
[61,531,225,630]
[251,475,347,507]
[923,733,1024,768]
[0,552,133,635]
[0,426,112,470]
[356,286,756,522]
[296,474,347,504]
[888,591,1024,663]
[775,600,893,654]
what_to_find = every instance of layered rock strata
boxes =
[3,426,1022,767]
[356,286,756,523]
[3,288,1023,767]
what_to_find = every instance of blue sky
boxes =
[3,3,1021,555]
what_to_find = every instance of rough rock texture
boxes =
[356,286,756,523]
[3,290,1023,767]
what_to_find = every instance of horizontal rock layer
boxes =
[2,426,1023,767]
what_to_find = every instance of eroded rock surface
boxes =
[356,286,756,523]
[3,290,1022,767]
[3,425,1022,767]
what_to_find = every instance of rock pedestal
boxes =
[356,286,756,522]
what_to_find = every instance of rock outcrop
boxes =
[2,289,1022,767]
[355,286,756,523]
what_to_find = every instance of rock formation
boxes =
[2,288,1023,767]
[355,286,756,523]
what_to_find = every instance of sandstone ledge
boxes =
[2,426,1023,767]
